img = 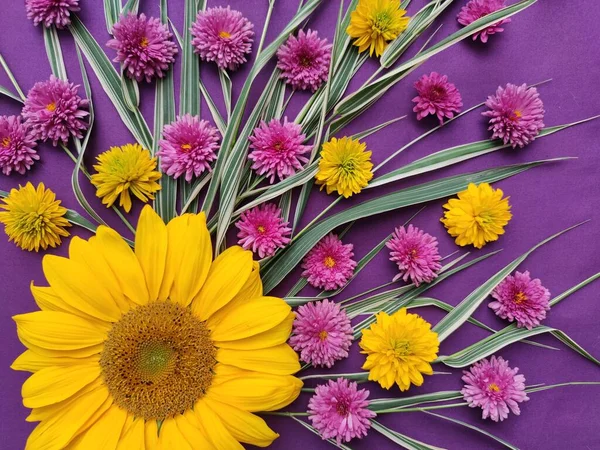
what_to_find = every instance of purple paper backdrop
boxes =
[1,1,599,449]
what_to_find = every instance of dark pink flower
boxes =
[235,203,291,258]
[0,116,38,176]
[302,233,357,291]
[457,0,511,43]
[412,72,462,124]
[25,0,79,29]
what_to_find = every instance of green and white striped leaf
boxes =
[0,85,23,103]
[290,417,353,450]
[550,272,600,307]
[103,0,121,34]
[369,391,462,412]
[120,71,139,111]
[0,54,26,101]
[64,209,99,235]
[43,27,67,81]
[121,0,139,15]
[219,68,232,121]
[350,115,406,141]
[371,421,444,450]
[300,372,370,383]
[199,80,226,135]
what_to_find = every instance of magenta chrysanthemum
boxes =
[157,114,219,182]
[489,270,550,329]
[248,118,310,183]
[277,29,332,92]
[461,356,529,422]
[308,378,376,444]
[22,75,89,146]
[107,13,178,83]
[386,225,442,286]
[302,233,357,291]
[412,72,463,125]
[482,83,545,148]
[0,116,38,176]
[457,0,511,43]
[289,299,353,368]
[235,203,291,258]
[191,6,254,71]
[25,0,79,29]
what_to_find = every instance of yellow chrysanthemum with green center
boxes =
[346,0,410,56]
[91,143,161,213]
[12,205,301,449]
[441,182,512,249]
[315,136,373,198]
[0,182,70,252]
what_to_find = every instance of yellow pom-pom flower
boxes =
[441,182,512,249]
[0,182,70,252]
[346,0,410,57]
[359,308,439,391]
[91,143,161,212]
[315,136,373,198]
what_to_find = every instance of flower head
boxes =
[277,29,332,92]
[387,225,442,286]
[0,115,38,176]
[157,114,219,182]
[302,233,357,291]
[360,308,439,391]
[441,182,512,249]
[107,13,178,83]
[289,299,353,368]
[22,75,89,146]
[0,182,70,251]
[91,143,161,212]
[457,0,511,43]
[483,83,545,148]
[462,356,529,422]
[412,72,463,125]
[25,0,79,28]
[248,118,310,183]
[191,6,254,71]
[315,136,373,198]
[347,0,410,56]
[235,203,291,258]
[308,378,376,444]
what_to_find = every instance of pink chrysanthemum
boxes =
[235,203,291,258]
[482,83,545,148]
[248,118,310,183]
[0,116,38,176]
[289,299,353,368]
[157,114,219,182]
[457,0,511,43]
[277,29,332,92]
[22,75,89,146]
[107,13,178,83]
[412,72,463,125]
[25,0,79,29]
[489,270,550,329]
[461,356,529,422]
[302,233,357,291]
[308,378,376,444]
[191,6,254,71]
[386,225,442,286]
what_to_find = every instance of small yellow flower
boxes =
[315,136,373,198]
[91,143,161,212]
[346,0,410,57]
[441,182,512,249]
[0,182,70,252]
[360,308,439,391]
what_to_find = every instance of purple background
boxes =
[1,1,599,449]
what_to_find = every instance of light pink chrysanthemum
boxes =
[25,0,79,29]
[0,116,38,176]
[277,29,332,92]
[482,83,545,148]
[308,378,376,444]
[191,6,254,71]
[22,75,89,146]
[107,13,178,83]
[289,299,353,368]
[302,233,357,291]
[412,72,463,125]
[461,356,529,422]
[248,118,310,183]
[386,225,442,286]
[157,114,219,182]
[457,0,511,43]
[489,270,550,329]
[235,203,291,258]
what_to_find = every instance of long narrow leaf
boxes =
[371,420,444,450]
[103,0,121,34]
[0,54,26,101]
[43,27,67,81]
[0,85,23,103]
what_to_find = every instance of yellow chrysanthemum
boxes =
[315,136,373,198]
[359,308,439,391]
[91,143,161,213]
[346,0,410,57]
[0,182,70,252]
[11,205,302,449]
[441,182,512,249]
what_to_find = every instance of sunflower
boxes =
[12,205,301,449]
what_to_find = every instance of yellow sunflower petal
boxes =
[116,418,145,450]
[11,350,99,373]
[65,404,128,450]
[214,312,294,350]
[145,420,160,450]
[135,205,168,302]
[157,418,193,450]
[217,344,300,375]
[175,411,214,449]
[191,399,244,450]
[31,283,96,321]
